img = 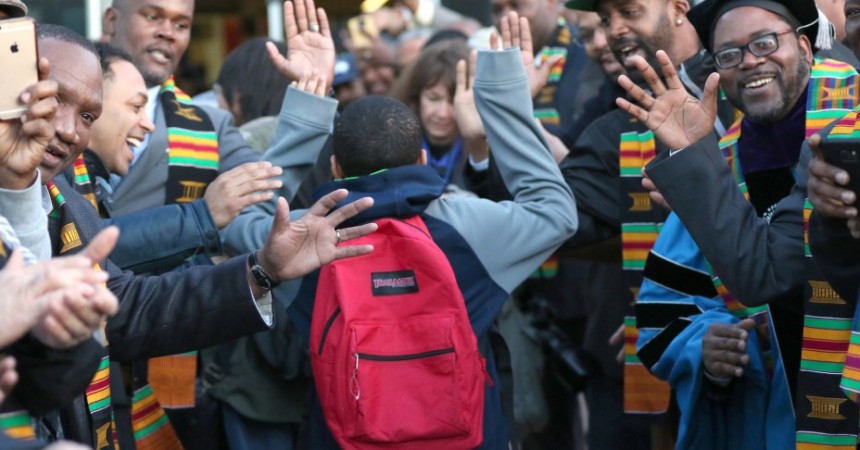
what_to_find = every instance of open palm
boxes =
[268,0,336,90]
[616,50,719,150]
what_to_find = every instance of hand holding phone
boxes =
[347,15,379,50]
[816,137,860,203]
[0,17,38,120]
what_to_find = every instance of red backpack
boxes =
[310,215,488,450]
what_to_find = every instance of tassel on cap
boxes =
[797,7,834,50]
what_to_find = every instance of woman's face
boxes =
[419,81,459,146]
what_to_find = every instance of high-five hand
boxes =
[258,190,377,284]
[267,0,336,91]
[615,50,720,151]
[498,11,561,98]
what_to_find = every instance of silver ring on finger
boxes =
[336,229,342,243]
[309,23,320,32]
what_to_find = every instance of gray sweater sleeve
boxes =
[263,87,338,202]
[0,171,50,260]
[222,87,338,256]
[425,49,578,294]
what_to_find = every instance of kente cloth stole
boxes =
[45,181,117,450]
[67,161,184,449]
[725,59,860,449]
[618,128,672,415]
[0,232,35,441]
[160,77,219,206]
[129,384,183,450]
[72,155,98,210]
[143,77,220,424]
[533,18,569,126]
[798,102,860,449]
[713,118,773,364]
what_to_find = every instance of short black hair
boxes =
[94,42,133,81]
[333,95,422,177]
[216,38,289,126]
[36,23,98,61]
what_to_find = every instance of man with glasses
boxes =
[617,0,860,447]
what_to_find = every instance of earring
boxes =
[676,18,683,25]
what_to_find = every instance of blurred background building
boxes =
[25,0,491,95]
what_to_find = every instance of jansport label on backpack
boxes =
[311,215,487,450]
[370,270,419,295]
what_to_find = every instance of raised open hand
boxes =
[454,53,489,163]
[267,0,336,91]
[616,50,720,151]
[258,190,378,283]
[498,11,561,98]
[0,57,59,189]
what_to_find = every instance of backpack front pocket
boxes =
[345,316,472,443]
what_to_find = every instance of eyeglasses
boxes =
[713,29,796,70]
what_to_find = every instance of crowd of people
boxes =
[3,0,860,448]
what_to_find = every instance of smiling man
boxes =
[98,1,342,447]
[0,23,375,450]
[87,50,154,179]
[614,0,860,447]
[72,44,287,274]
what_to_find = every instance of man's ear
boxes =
[102,7,118,40]
[798,34,814,65]
[330,154,345,179]
[671,0,691,20]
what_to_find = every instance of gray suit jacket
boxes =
[109,102,261,215]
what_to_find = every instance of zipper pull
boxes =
[350,352,361,401]
[481,357,494,387]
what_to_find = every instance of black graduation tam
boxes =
[565,0,598,13]
[688,0,832,52]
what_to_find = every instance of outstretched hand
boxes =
[205,162,284,229]
[267,0,336,91]
[616,50,720,150]
[498,11,561,98]
[259,190,377,283]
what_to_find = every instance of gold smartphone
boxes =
[347,15,379,50]
[0,17,38,120]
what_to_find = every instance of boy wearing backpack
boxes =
[224,45,577,449]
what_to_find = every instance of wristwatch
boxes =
[248,252,280,290]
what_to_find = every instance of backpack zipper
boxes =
[318,307,341,355]
[351,348,455,402]
[356,348,455,361]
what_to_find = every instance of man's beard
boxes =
[611,15,674,85]
[728,56,810,124]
